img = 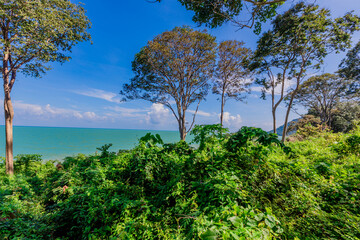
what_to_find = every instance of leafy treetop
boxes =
[0,0,91,80]
[292,73,351,127]
[121,26,217,140]
[338,41,360,96]
[156,0,286,33]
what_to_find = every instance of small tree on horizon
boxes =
[121,26,217,140]
[0,0,91,175]
[213,40,252,127]
[292,73,351,128]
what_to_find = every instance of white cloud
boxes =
[13,101,103,120]
[187,109,213,117]
[13,102,44,115]
[83,111,97,119]
[44,104,83,119]
[73,88,121,103]
[105,106,148,118]
[222,112,243,131]
[146,103,170,125]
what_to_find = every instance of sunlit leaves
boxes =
[0,0,91,77]
[121,26,217,139]
[157,0,286,33]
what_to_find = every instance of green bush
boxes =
[0,125,359,239]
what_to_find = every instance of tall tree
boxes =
[121,26,217,140]
[0,0,91,175]
[292,73,350,128]
[156,0,286,32]
[252,2,360,141]
[250,36,297,135]
[338,40,360,96]
[213,40,251,127]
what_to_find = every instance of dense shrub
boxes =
[0,125,360,239]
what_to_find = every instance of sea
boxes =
[0,126,181,161]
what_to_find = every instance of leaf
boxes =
[265,218,275,229]
[230,231,241,240]
[254,213,264,221]
[201,229,218,240]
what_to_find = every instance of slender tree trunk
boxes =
[281,61,305,142]
[220,92,225,127]
[272,108,276,134]
[271,78,277,134]
[3,44,14,175]
[272,86,276,134]
[282,92,296,142]
[4,93,14,175]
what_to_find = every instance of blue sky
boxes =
[2,0,360,131]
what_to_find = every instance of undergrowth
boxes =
[0,124,359,239]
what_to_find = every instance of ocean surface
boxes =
[0,126,180,160]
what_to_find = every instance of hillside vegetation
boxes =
[1,125,360,239]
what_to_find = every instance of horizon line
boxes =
[0,124,178,132]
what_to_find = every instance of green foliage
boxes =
[331,101,360,133]
[1,125,360,239]
[190,124,228,150]
[96,143,115,158]
[157,0,285,33]
[287,115,329,142]
[339,40,360,96]
[292,74,351,127]
[226,126,291,154]
[13,154,42,173]
[140,133,164,147]
[0,0,91,77]
[332,128,360,155]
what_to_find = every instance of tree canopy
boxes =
[121,26,217,140]
[338,40,360,96]
[292,73,350,127]
[0,0,91,78]
[156,0,286,32]
[213,40,252,126]
[330,101,360,133]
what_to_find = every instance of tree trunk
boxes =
[282,93,296,142]
[220,93,225,127]
[4,93,14,175]
[271,81,277,134]
[178,116,187,141]
[272,108,276,134]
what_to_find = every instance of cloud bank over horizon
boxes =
[5,97,248,132]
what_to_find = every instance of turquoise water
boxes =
[0,126,180,160]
